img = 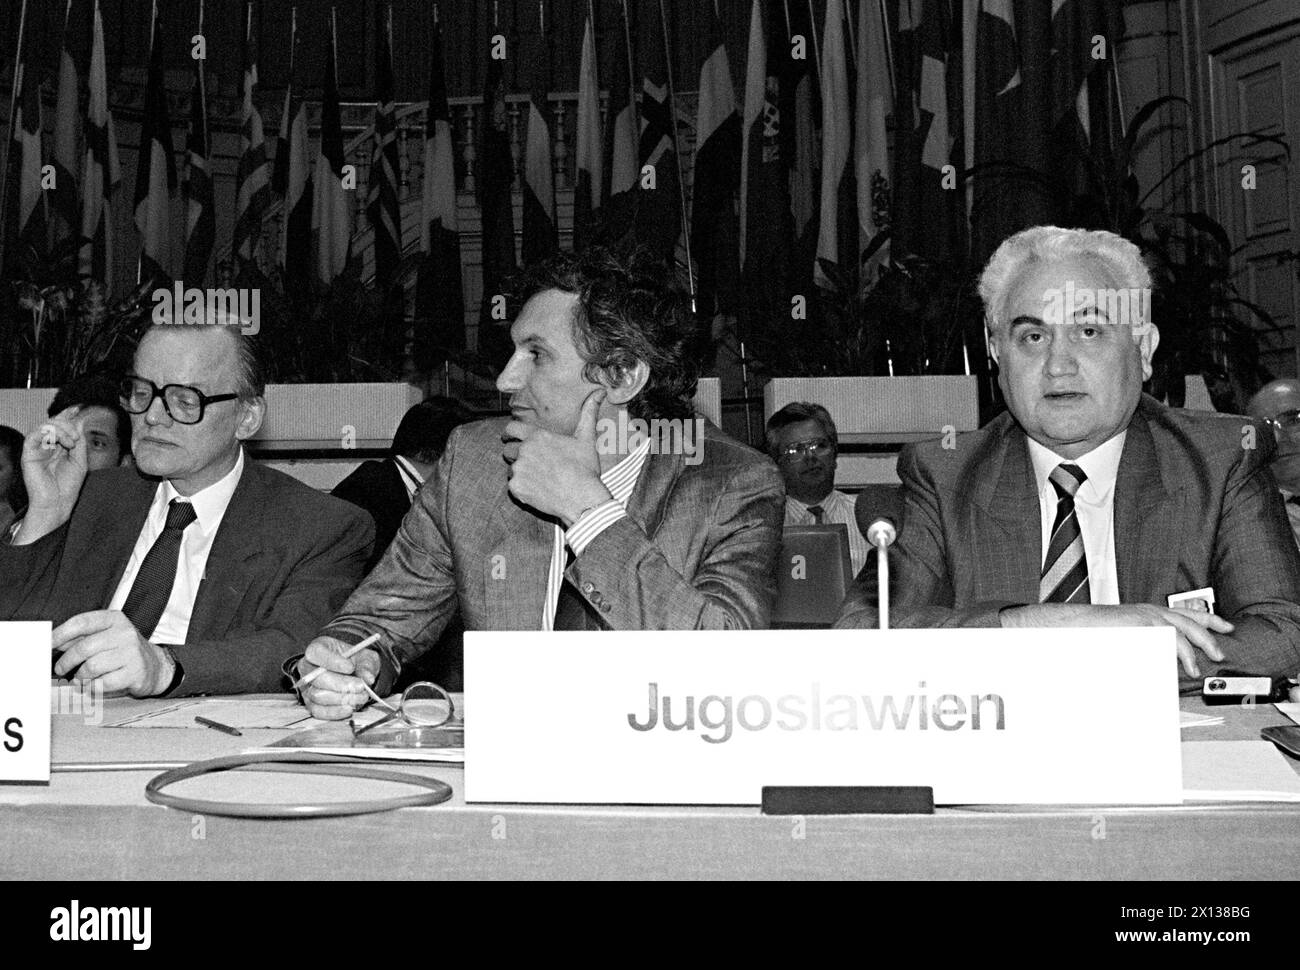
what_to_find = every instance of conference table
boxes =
[1,691,1297,880]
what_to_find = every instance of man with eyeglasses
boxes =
[766,402,868,575]
[0,319,373,697]
[1247,379,1300,548]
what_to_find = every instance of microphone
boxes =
[869,515,898,631]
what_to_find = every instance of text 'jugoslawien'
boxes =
[627,682,1007,744]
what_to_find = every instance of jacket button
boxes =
[600,602,612,613]
[581,582,594,594]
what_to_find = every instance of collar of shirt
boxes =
[1026,431,1126,507]
[787,491,844,517]
[392,455,424,500]
[600,437,652,506]
[155,447,245,537]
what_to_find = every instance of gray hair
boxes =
[765,402,838,460]
[137,322,266,401]
[979,226,1153,334]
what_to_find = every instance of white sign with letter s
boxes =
[0,622,51,782]
[464,628,1182,806]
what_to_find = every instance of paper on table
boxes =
[1275,702,1300,727]
[1179,710,1223,728]
[108,698,313,730]
[252,718,464,763]
[1182,741,1300,802]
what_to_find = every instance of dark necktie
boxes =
[808,504,825,524]
[121,499,197,639]
[1040,463,1090,604]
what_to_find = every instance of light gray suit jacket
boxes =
[321,416,785,692]
[836,395,1300,689]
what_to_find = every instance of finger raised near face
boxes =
[502,420,536,442]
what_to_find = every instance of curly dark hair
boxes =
[508,247,699,420]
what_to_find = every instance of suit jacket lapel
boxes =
[1114,403,1180,602]
[188,462,263,641]
[974,424,1042,604]
[72,474,155,610]
[481,483,556,630]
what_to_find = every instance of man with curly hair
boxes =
[298,247,785,718]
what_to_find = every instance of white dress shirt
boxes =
[785,489,869,576]
[542,439,651,630]
[392,455,424,502]
[108,449,246,643]
[1026,432,1126,604]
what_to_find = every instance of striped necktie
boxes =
[1040,463,1090,604]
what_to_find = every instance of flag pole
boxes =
[138,0,160,286]
[844,0,857,66]
[656,0,696,315]
[0,0,31,278]
[878,0,896,107]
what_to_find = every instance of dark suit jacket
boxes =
[835,395,1300,687]
[332,458,409,570]
[0,459,373,695]
[321,416,786,693]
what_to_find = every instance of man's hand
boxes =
[52,610,175,697]
[296,636,381,720]
[16,406,90,544]
[502,389,612,525]
[1002,602,1231,677]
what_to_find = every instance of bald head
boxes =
[1247,378,1300,493]
[1247,379,1300,422]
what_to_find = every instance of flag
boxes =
[133,5,177,283]
[690,0,740,318]
[634,0,683,261]
[970,0,1030,262]
[740,0,794,327]
[781,0,818,241]
[814,0,853,289]
[477,47,516,365]
[855,0,892,277]
[573,10,602,251]
[234,2,272,268]
[602,0,639,245]
[6,5,46,262]
[79,0,120,282]
[182,2,214,286]
[366,3,401,286]
[50,0,85,248]
[312,11,352,283]
[521,24,557,265]
[1051,0,1125,203]
[274,9,312,281]
[893,0,962,261]
[414,16,465,366]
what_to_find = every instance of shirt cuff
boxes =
[565,500,627,557]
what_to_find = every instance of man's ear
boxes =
[986,321,1001,366]
[1137,323,1160,381]
[604,360,650,406]
[234,397,266,441]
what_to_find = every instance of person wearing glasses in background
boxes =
[1247,378,1300,548]
[0,317,373,697]
[766,402,869,576]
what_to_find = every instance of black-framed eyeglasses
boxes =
[119,376,239,425]
[1267,408,1300,435]
[777,437,834,461]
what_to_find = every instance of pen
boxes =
[291,633,382,692]
[194,716,243,737]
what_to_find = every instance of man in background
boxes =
[1247,378,1300,547]
[766,402,868,576]
[332,396,474,571]
[48,372,132,471]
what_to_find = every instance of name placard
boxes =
[464,629,1182,805]
[0,622,52,782]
